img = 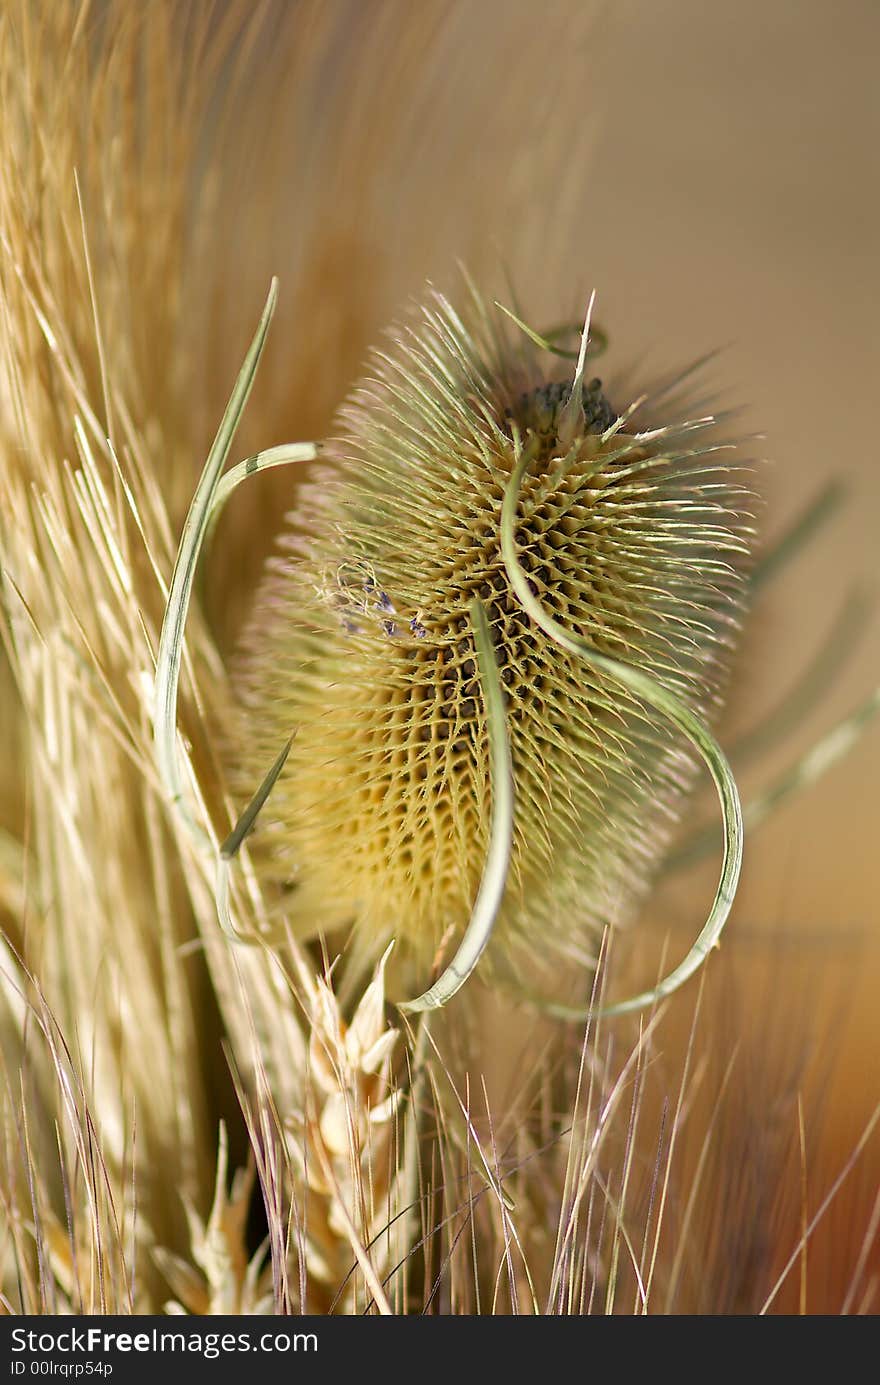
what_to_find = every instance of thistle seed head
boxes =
[232,286,754,991]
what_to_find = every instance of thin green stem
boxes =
[728,588,871,767]
[152,281,319,947]
[666,685,880,874]
[750,480,845,593]
[495,301,608,361]
[206,442,318,547]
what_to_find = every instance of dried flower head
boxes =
[231,285,755,1003]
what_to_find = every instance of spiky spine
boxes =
[233,287,756,991]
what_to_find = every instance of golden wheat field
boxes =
[0,0,877,1319]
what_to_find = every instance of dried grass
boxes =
[0,0,876,1316]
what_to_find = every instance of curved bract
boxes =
[152,279,318,941]
[153,280,280,851]
[500,440,744,1018]
[156,278,755,1014]
[398,598,514,1012]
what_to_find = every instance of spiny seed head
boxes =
[233,285,755,991]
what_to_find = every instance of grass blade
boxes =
[152,278,279,848]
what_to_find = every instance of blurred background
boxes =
[586,0,880,1248]
[187,0,878,1311]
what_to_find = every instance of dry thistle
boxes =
[219,283,754,1011]
[4,0,877,1320]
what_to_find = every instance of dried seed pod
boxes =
[232,285,755,995]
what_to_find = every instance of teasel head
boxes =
[228,281,755,1010]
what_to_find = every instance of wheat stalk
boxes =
[0,0,877,1317]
